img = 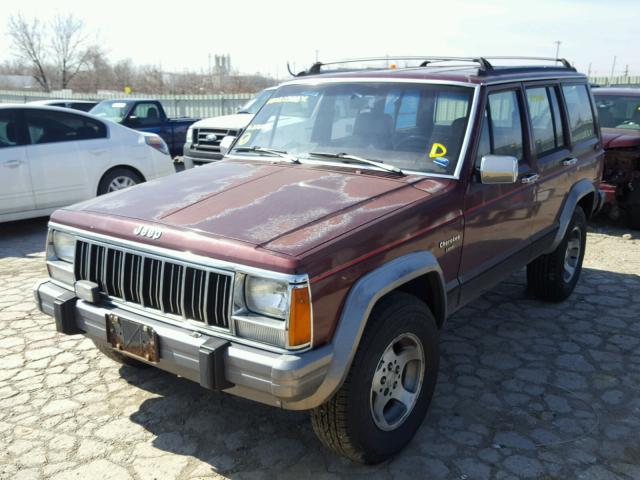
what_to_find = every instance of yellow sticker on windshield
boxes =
[238,132,252,145]
[429,143,447,158]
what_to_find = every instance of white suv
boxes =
[0,105,175,223]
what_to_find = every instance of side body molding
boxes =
[281,251,445,410]
[546,178,596,253]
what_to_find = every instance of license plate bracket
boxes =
[106,313,159,363]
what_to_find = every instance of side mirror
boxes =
[125,116,140,127]
[479,155,519,184]
[219,135,236,156]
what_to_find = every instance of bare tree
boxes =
[7,14,51,91]
[50,14,90,89]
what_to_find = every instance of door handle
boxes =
[2,159,23,168]
[562,158,578,167]
[521,174,540,184]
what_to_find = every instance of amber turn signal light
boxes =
[288,287,311,347]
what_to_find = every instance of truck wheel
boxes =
[527,206,587,302]
[98,168,143,195]
[310,292,439,464]
[93,341,149,368]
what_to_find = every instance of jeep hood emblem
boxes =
[133,225,162,240]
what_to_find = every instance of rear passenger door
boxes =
[460,86,536,303]
[523,84,572,249]
[24,109,90,208]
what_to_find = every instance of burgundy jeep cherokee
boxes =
[35,56,604,463]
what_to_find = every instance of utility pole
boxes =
[315,50,319,62]
[587,62,592,77]
[609,55,617,86]
[554,40,562,59]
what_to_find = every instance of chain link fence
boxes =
[0,89,254,119]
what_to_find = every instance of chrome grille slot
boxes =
[193,128,240,152]
[74,240,232,330]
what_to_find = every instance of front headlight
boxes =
[233,274,312,349]
[245,276,289,319]
[186,127,193,143]
[52,231,76,263]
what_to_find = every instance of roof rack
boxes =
[288,56,575,77]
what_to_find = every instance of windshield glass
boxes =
[594,94,640,130]
[238,88,275,115]
[89,101,131,123]
[230,82,474,175]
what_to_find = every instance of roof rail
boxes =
[288,56,575,77]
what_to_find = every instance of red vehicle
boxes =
[592,88,640,228]
[35,56,604,463]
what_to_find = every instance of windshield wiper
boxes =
[233,146,300,164]
[308,152,403,174]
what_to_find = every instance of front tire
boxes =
[527,206,587,302]
[97,168,143,195]
[311,292,439,464]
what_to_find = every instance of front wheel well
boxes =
[97,165,146,195]
[392,271,446,329]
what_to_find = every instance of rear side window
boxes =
[131,103,162,126]
[25,109,107,144]
[561,84,596,142]
[0,110,20,148]
[525,86,565,155]
[487,90,524,160]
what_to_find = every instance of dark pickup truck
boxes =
[90,99,199,157]
[35,56,604,464]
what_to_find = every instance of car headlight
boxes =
[186,127,193,143]
[245,276,289,319]
[233,274,312,349]
[52,230,76,263]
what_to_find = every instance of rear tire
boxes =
[310,292,439,464]
[93,342,149,368]
[527,206,587,302]
[97,168,143,195]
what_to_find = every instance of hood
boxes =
[601,128,640,149]
[191,113,253,130]
[56,160,440,261]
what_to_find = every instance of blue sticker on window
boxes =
[433,157,450,168]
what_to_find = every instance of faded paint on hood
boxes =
[61,160,439,257]
[601,128,640,149]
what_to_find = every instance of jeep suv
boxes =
[34,56,604,463]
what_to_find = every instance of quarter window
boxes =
[526,87,565,155]
[561,84,596,142]
[24,110,107,144]
[0,110,20,148]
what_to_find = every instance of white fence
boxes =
[0,89,254,119]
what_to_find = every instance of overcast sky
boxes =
[1,0,638,79]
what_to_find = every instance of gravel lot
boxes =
[1,217,639,480]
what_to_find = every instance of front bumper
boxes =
[34,279,332,410]
[183,143,223,166]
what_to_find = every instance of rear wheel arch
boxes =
[97,165,146,195]
[578,191,596,220]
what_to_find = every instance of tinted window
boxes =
[487,90,524,160]
[71,102,96,112]
[131,103,162,126]
[526,87,565,155]
[0,110,20,148]
[562,84,596,142]
[25,110,107,144]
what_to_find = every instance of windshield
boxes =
[238,88,275,115]
[594,94,640,130]
[230,82,474,175]
[89,101,131,123]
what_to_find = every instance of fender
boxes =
[546,178,596,253]
[281,251,445,410]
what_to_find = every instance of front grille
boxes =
[74,240,232,329]
[192,128,240,152]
